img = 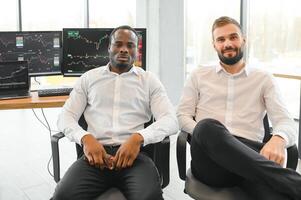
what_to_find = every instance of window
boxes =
[89,0,136,28]
[185,0,240,76]
[247,0,301,74]
[0,0,18,31]
[22,0,85,30]
[247,0,301,118]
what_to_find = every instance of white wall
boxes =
[137,0,185,105]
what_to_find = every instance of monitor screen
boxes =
[62,28,146,76]
[0,61,29,90]
[0,31,62,76]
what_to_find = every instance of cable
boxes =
[31,109,59,132]
[47,155,54,178]
[31,108,59,177]
[41,108,52,135]
[31,77,55,177]
[41,108,54,177]
[40,108,54,178]
[33,77,41,85]
[31,77,59,178]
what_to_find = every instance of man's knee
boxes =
[52,179,84,200]
[127,186,163,200]
[52,187,89,200]
[52,187,70,200]
[193,118,223,140]
[123,154,163,200]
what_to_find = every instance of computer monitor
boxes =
[62,28,146,76]
[0,31,62,76]
[0,61,29,90]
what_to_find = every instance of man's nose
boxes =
[120,45,129,53]
[224,39,233,48]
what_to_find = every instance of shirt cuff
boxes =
[137,128,151,146]
[68,128,90,145]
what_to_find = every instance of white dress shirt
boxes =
[58,65,178,146]
[177,64,297,147]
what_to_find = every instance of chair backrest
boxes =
[75,115,88,159]
[262,114,298,169]
[263,114,272,142]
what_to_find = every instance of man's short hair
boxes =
[109,25,139,45]
[211,16,242,37]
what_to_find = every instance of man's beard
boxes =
[218,47,244,65]
[115,62,130,69]
[109,56,132,70]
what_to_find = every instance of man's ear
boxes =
[212,41,217,51]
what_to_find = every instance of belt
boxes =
[104,145,120,155]
[104,144,120,148]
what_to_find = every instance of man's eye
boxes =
[127,44,135,48]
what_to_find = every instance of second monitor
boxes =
[0,31,62,76]
[62,28,146,76]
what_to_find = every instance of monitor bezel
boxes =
[0,60,30,91]
[0,31,62,77]
[62,28,147,77]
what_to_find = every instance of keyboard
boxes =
[37,87,73,97]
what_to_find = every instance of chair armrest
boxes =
[153,136,170,188]
[287,144,299,170]
[177,131,190,180]
[51,132,65,183]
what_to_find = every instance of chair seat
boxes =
[94,187,126,200]
[185,169,251,200]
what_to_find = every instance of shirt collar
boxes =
[216,63,249,77]
[104,63,139,76]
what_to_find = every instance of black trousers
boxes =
[191,118,301,200]
[52,146,163,200]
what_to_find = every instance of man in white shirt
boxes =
[177,16,301,200]
[52,25,178,200]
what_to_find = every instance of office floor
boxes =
[0,108,191,200]
[0,109,300,200]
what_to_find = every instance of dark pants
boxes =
[52,146,163,200]
[191,118,301,200]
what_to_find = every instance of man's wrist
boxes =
[132,133,144,145]
[271,135,286,147]
[81,134,93,146]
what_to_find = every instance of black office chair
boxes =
[176,115,299,200]
[51,115,170,200]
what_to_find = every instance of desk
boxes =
[273,73,301,158]
[0,92,68,110]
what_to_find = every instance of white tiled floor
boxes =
[0,109,300,200]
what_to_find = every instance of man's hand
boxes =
[260,135,286,166]
[113,133,144,170]
[81,134,112,169]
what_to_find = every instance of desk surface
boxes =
[273,73,301,80]
[0,92,68,110]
